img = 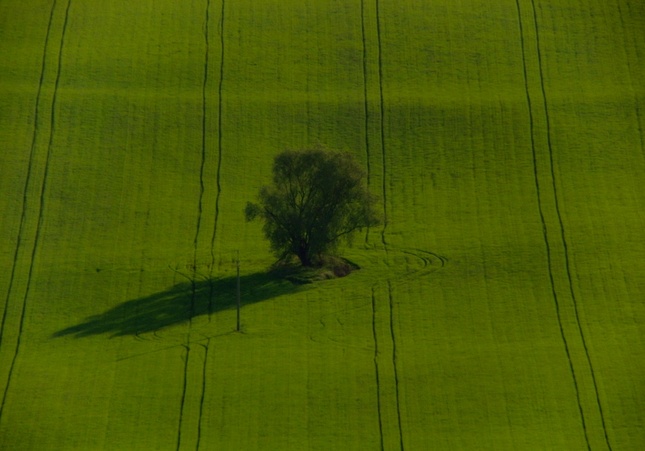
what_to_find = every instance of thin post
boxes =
[236,250,241,331]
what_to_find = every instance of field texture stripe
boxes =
[615,0,645,158]
[0,0,58,349]
[530,2,612,449]
[0,0,71,422]
[371,288,385,451]
[517,1,612,449]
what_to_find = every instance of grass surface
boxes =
[1,0,643,449]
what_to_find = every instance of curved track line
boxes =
[388,248,447,289]
[0,0,72,421]
[398,248,446,270]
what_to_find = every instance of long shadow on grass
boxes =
[54,272,298,338]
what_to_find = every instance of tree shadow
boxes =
[53,272,299,338]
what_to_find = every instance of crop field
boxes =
[1,0,644,449]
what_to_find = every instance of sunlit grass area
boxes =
[0,0,643,449]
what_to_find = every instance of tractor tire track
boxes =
[361,6,422,445]
[309,251,447,449]
[360,0,371,245]
[199,0,212,318]
[209,0,225,269]
[368,278,407,450]
[312,247,445,343]
[175,3,218,449]
[174,4,219,451]
[515,1,591,448]
[375,0,388,250]
[0,0,72,422]
[193,0,210,287]
[387,281,405,451]
[175,345,191,451]
[175,340,210,451]
[0,0,58,349]
[530,2,611,449]
[517,1,611,449]
[313,250,438,447]
[196,340,210,451]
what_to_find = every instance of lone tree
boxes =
[245,147,379,267]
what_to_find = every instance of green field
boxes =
[1,0,643,449]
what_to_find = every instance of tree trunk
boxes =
[297,245,312,267]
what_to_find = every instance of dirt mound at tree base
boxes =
[270,255,360,284]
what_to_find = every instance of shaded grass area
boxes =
[54,272,298,338]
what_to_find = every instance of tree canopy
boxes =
[245,147,379,267]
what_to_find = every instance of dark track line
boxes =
[360,0,371,245]
[200,0,213,318]
[0,0,72,422]
[370,287,385,451]
[0,0,58,348]
[388,281,404,450]
[529,2,612,449]
[194,0,209,274]
[514,2,591,449]
[195,340,210,451]
[181,282,197,447]
[176,344,191,451]
[175,4,215,448]
[209,0,225,268]
[374,0,388,249]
